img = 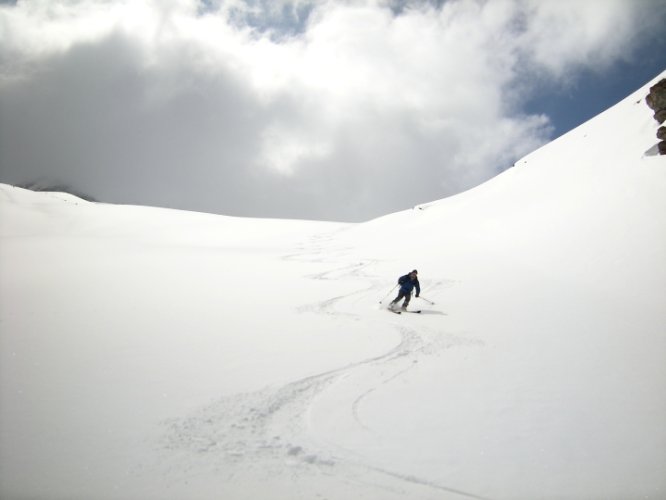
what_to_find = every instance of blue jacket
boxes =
[398,273,420,295]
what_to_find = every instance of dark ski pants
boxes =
[391,289,412,307]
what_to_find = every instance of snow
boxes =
[1,71,665,500]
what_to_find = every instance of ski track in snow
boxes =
[161,230,487,499]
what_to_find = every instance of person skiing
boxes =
[389,270,420,310]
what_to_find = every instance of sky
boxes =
[1,0,665,222]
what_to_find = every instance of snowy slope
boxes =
[1,71,665,500]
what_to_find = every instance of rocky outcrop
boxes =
[646,78,666,154]
[658,126,666,141]
[655,109,666,125]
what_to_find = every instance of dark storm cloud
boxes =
[1,33,261,212]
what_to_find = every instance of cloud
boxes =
[0,0,662,221]
[516,0,647,74]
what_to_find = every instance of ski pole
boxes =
[379,285,398,304]
[417,295,435,305]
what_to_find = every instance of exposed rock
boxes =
[655,108,666,125]
[658,126,666,141]
[646,79,666,153]
[646,79,666,112]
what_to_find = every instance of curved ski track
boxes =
[161,230,489,500]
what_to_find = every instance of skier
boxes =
[389,270,420,310]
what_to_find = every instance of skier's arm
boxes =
[415,280,420,297]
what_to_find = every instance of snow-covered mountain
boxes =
[1,71,664,500]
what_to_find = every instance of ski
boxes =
[386,308,421,315]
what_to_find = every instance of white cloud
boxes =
[260,123,333,175]
[517,0,645,75]
[0,0,661,220]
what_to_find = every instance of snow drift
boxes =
[1,71,665,500]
